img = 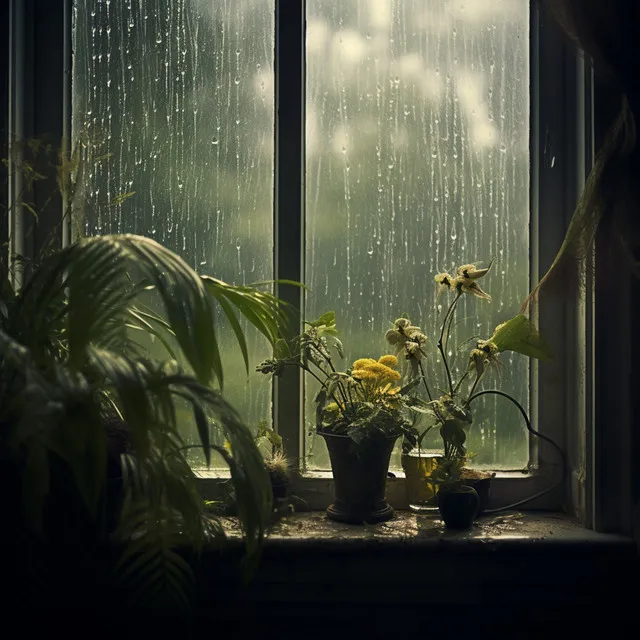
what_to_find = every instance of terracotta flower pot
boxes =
[320,430,399,524]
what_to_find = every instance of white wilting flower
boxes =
[469,339,500,377]
[456,258,494,280]
[458,277,492,301]
[437,259,494,301]
[385,317,428,361]
[434,272,455,297]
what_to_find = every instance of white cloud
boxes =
[369,0,393,30]
[333,29,367,65]
[398,53,423,79]
[307,19,329,55]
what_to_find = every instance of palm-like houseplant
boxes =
[0,232,287,612]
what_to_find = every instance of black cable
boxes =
[467,389,566,514]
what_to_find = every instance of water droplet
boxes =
[367,247,374,256]
[211,138,219,145]
[234,76,240,85]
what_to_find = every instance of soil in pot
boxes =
[321,430,398,524]
[437,484,480,529]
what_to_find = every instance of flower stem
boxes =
[467,369,485,401]
[417,360,433,402]
[310,337,350,407]
[293,361,342,407]
[453,370,470,395]
[438,293,461,396]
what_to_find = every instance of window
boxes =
[304,0,530,472]
[72,0,275,466]
[18,0,585,510]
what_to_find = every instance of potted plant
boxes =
[254,421,291,502]
[431,457,481,529]
[257,312,418,524]
[385,260,553,523]
[0,230,288,612]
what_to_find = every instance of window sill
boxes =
[196,510,638,634]
[219,509,632,549]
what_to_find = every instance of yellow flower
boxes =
[352,359,401,385]
[379,382,401,396]
[352,358,377,370]
[325,402,341,413]
[365,362,401,381]
[352,369,377,381]
[378,355,398,368]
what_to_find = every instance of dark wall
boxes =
[1,0,8,257]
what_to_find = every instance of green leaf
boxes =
[399,377,422,395]
[127,309,178,360]
[211,290,250,376]
[109,191,136,207]
[274,338,290,359]
[489,314,553,360]
[306,311,336,328]
[249,278,308,290]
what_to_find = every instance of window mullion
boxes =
[273,0,306,471]
[8,0,68,280]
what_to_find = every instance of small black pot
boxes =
[437,485,480,529]
[321,430,398,524]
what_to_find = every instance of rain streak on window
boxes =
[305,0,530,470]
[72,0,275,465]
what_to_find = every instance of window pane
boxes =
[305,0,530,470]
[72,0,275,465]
